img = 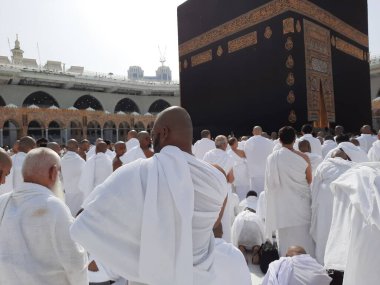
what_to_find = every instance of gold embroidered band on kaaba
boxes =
[179,0,368,57]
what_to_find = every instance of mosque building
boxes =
[0,36,180,146]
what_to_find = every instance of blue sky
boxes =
[0,0,379,80]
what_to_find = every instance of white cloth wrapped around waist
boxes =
[71,146,228,285]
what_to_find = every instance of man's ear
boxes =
[161,127,169,140]
[49,165,58,181]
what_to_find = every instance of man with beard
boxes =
[0,148,88,284]
[71,106,228,285]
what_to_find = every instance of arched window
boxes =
[69,120,83,141]
[114,98,140,113]
[23,91,59,108]
[134,121,145,132]
[148,99,170,114]
[118,122,130,141]
[74,95,103,111]
[103,121,117,142]
[87,121,101,143]
[27,120,44,139]
[3,120,19,147]
[48,121,62,143]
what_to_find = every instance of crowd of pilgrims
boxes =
[0,107,379,285]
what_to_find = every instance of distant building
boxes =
[0,36,180,146]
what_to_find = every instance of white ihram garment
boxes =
[262,254,331,285]
[231,210,265,249]
[265,147,314,256]
[0,151,27,194]
[213,238,252,285]
[203,148,234,242]
[331,163,380,285]
[70,146,228,285]
[0,183,88,285]
[61,151,86,216]
[324,142,369,163]
[120,145,146,165]
[78,152,113,200]
[305,152,322,176]
[228,150,250,200]
[356,134,376,153]
[321,140,337,158]
[193,138,215,160]
[244,135,274,195]
[368,140,380,162]
[310,158,352,265]
[126,138,140,152]
[298,134,322,156]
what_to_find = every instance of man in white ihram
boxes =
[262,246,331,285]
[244,126,274,195]
[78,141,113,200]
[368,129,380,161]
[70,106,229,285]
[297,124,322,156]
[310,148,352,265]
[0,136,36,194]
[0,148,88,285]
[265,126,315,257]
[125,130,140,152]
[193,129,215,159]
[203,135,234,242]
[61,139,85,216]
[120,131,154,164]
[329,162,380,285]
[356,124,376,153]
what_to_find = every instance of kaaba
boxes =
[177,0,371,139]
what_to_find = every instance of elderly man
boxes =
[120,131,153,164]
[193,129,215,159]
[203,135,234,242]
[78,141,113,200]
[71,107,228,285]
[265,126,315,257]
[356,124,376,153]
[61,139,86,216]
[262,246,331,285]
[310,149,353,265]
[0,148,88,285]
[324,141,369,163]
[125,130,139,152]
[244,126,274,195]
[113,141,127,171]
[0,150,12,194]
[1,136,36,194]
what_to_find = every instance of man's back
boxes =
[193,138,215,159]
[0,182,87,285]
[244,135,274,176]
[71,146,228,285]
[61,151,86,216]
[299,134,322,156]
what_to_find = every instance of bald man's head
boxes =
[137,131,151,150]
[96,141,108,154]
[298,140,311,153]
[127,130,138,140]
[0,150,12,185]
[361,125,372,134]
[47,142,61,155]
[19,136,36,153]
[114,141,126,157]
[151,106,193,154]
[66,139,79,152]
[22,148,61,191]
[253,126,262,136]
[286,246,306,257]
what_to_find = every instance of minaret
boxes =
[11,34,24,65]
